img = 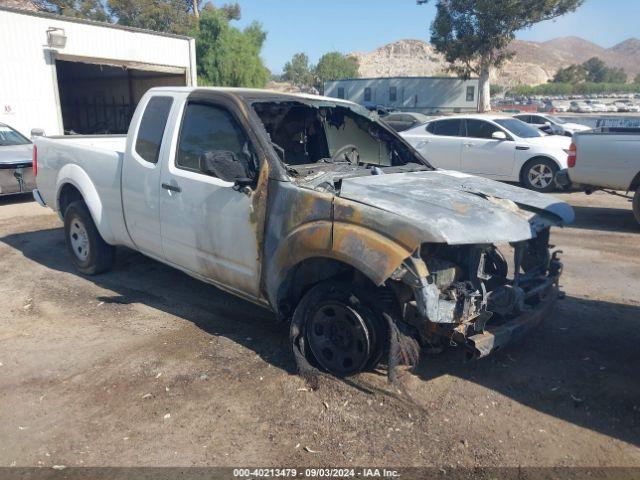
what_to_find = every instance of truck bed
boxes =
[569,128,640,191]
[35,134,130,245]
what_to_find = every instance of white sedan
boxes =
[513,113,591,137]
[402,115,571,192]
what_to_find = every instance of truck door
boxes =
[159,98,262,298]
[122,95,175,258]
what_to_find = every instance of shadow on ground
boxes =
[0,193,34,207]
[1,226,639,447]
[568,204,639,234]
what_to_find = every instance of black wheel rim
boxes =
[306,302,372,376]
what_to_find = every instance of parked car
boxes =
[615,101,631,112]
[551,102,570,113]
[32,87,573,378]
[381,112,430,132]
[556,127,640,224]
[401,115,572,192]
[513,113,591,137]
[0,122,36,196]
[586,101,607,113]
[570,101,593,113]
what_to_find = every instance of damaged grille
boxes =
[405,229,562,330]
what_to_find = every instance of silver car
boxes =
[0,123,36,196]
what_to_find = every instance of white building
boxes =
[324,76,480,114]
[0,6,197,136]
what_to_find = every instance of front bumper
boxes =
[465,288,557,360]
[555,168,571,188]
[33,188,46,207]
[0,164,36,196]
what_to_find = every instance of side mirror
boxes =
[543,121,551,126]
[30,128,45,139]
[492,131,507,140]
[199,150,252,186]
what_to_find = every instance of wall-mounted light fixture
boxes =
[46,27,67,48]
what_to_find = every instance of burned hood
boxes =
[338,170,574,245]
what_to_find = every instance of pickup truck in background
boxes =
[556,127,640,225]
[33,87,573,380]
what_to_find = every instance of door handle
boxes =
[162,182,182,193]
[463,142,474,147]
[416,140,431,148]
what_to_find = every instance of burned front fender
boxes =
[263,181,419,316]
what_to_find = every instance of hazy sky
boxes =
[233,0,640,73]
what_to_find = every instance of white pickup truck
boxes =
[555,127,640,224]
[33,87,574,380]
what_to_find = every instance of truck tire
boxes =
[290,281,389,377]
[521,157,559,193]
[64,201,115,275]
[633,190,640,226]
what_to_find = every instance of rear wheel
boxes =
[521,158,558,193]
[291,282,387,377]
[64,201,115,275]
[633,189,640,225]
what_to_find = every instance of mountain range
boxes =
[350,36,640,86]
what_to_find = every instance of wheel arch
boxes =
[628,170,640,192]
[274,257,380,320]
[55,164,115,243]
[268,222,414,320]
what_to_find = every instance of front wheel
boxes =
[290,282,388,377]
[64,201,115,275]
[633,189,640,225]
[521,158,559,193]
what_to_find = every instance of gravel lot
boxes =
[0,190,638,468]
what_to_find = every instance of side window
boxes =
[337,87,345,99]
[432,119,462,136]
[176,102,256,179]
[389,87,398,102]
[530,116,546,124]
[466,86,475,102]
[516,115,530,123]
[364,87,372,102]
[465,119,501,139]
[135,96,173,164]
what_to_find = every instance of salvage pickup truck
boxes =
[33,87,574,379]
[556,127,640,225]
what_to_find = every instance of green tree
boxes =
[604,67,627,84]
[283,53,314,88]
[418,0,584,112]
[635,73,640,84]
[313,52,359,93]
[196,9,270,88]
[108,0,196,34]
[34,0,110,21]
[553,64,586,83]
[583,57,609,82]
[552,57,627,84]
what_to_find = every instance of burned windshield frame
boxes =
[251,99,432,170]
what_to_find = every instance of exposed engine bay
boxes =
[390,229,563,362]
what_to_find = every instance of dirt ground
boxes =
[0,190,638,469]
